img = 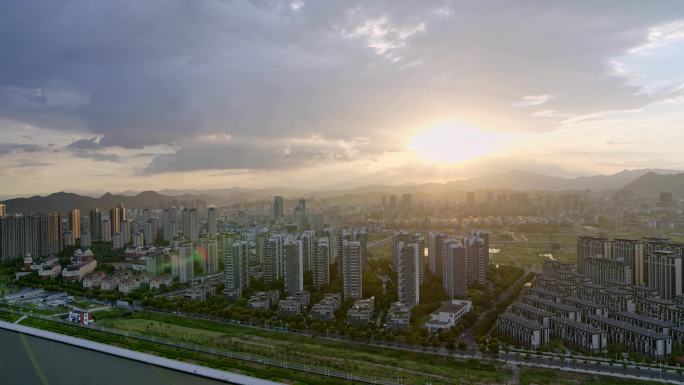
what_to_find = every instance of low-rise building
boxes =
[100,276,120,291]
[496,312,549,350]
[38,264,62,279]
[68,309,93,326]
[347,297,375,325]
[585,315,671,359]
[83,272,106,288]
[521,296,580,321]
[387,302,412,330]
[424,299,472,333]
[278,298,302,316]
[560,297,608,320]
[549,317,607,353]
[510,302,552,327]
[309,293,342,321]
[614,311,674,335]
[150,274,172,291]
[62,258,97,281]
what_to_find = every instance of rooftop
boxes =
[499,312,546,330]
[551,317,605,334]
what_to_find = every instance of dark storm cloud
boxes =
[1,0,684,173]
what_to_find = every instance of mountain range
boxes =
[2,168,683,213]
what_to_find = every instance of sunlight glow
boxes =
[409,123,515,164]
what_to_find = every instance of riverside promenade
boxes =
[0,320,283,385]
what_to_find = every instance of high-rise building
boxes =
[101,218,111,242]
[284,239,304,295]
[207,207,217,237]
[69,209,81,241]
[225,240,248,298]
[313,237,330,288]
[0,204,6,218]
[144,219,157,246]
[341,240,363,301]
[142,208,151,224]
[263,235,284,283]
[577,236,642,285]
[110,205,123,238]
[273,196,284,224]
[298,230,315,271]
[646,250,682,300]
[177,242,194,283]
[0,212,62,260]
[255,231,269,265]
[163,207,177,242]
[393,231,424,284]
[443,239,467,298]
[464,230,488,286]
[121,219,131,245]
[198,236,218,274]
[396,241,421,306]
[182,208,199,243]
[428,232,449,278]
[89,208,102,241]
[322,227,336,264]
[79,230,91,248]
[294,198,306,230]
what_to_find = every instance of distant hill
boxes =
[621,172,684,197]
[0,191,225,214]
[3,168,679,212]
[328,169,680,195]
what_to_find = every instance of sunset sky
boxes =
[2,1,684,196]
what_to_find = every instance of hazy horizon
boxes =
[2,1,684,195]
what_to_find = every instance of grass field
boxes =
[518,367,657,385]
[99,312,511,385]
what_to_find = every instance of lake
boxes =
[0,328,228,385]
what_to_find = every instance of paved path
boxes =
[14,315,27,324]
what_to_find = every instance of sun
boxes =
[408,123,513,164]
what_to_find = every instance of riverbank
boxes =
[0,320,282,385]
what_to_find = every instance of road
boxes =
[460,268,535,351]
[368,234,393,249]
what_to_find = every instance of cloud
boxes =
[1,1,684,193]
[0,143,44,156]
[67,137,104,150]
[513,95,554,107]
[141,136,365,174]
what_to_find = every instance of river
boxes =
[0,328,227,385]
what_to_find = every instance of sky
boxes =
[2,0,684,196]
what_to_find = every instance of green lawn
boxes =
[99,311,511,385]
[519,367,660,385]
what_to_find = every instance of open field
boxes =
[518,367,657,385]
[100,312,511,385]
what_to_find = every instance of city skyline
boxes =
[2,1,684,195]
